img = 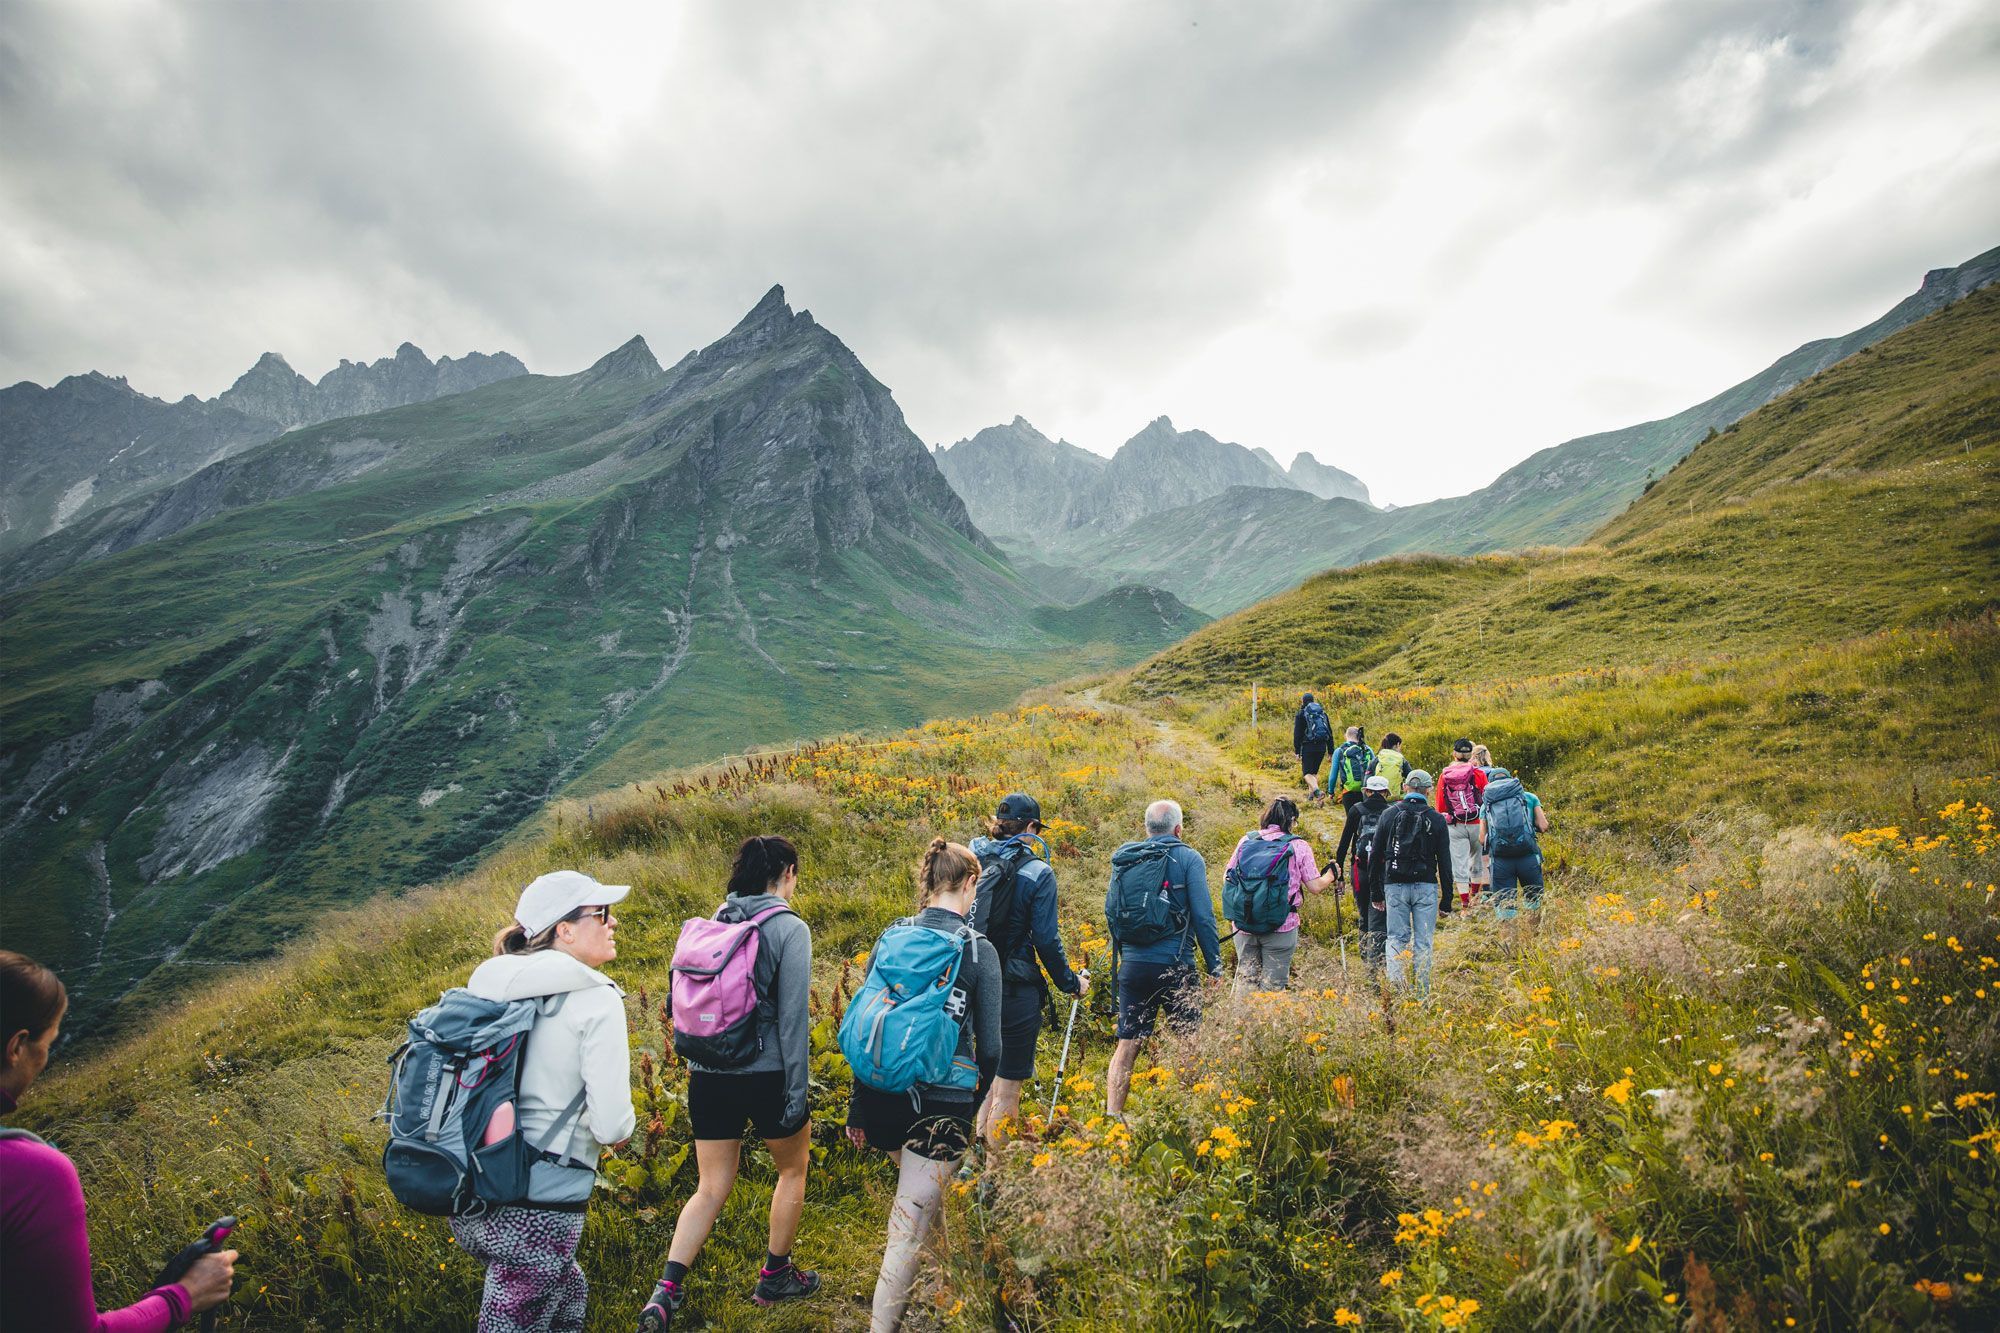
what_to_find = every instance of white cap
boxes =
[1364,775,1391,792]
[515,870,631,936]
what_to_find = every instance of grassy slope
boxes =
[1125,284,2000,698]
[12,283,2000,1331]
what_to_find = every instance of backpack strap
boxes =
[530,1087,592,1164]
[0,1126,48,1147]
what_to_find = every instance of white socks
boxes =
[869,1151,955,1332]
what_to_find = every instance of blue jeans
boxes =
[1384,880,1439,995]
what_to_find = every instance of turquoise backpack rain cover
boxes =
[838,919,978,1096]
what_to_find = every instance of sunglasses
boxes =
[573,904,613,924]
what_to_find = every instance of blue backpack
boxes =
[1222,835,1296,933]
[1482,774,1538,857]
[1301,701,1332,745]
[838,920,979,1096]
[379,989,588,1216]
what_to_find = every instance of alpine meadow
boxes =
[3,244,1996,1333]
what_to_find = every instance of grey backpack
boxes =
[379,988,588,1216]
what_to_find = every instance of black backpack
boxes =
[1380,803,1433,882]
[1104,841,1186,947]
[971,841,1035,970]
[1353,803,1386,871]
[1300,702,1332,745]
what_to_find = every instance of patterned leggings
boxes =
[449,1206,587,1333]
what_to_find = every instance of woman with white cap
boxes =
[454,869,636,1333]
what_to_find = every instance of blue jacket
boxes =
[1113,836,1222,976]
[969,834,1082,995]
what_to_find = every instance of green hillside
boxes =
[10,250,1999,1330]
[0,292,1195,1037]
[1125,283,2000,697]
[1023,244,2000,615]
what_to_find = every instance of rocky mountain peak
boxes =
[579,335,663,385]
[709,284,815,358]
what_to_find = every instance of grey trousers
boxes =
[1232,928,1300,993]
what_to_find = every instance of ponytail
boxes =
[728,834,799,898]
[1261,796,1301,833]
[916,837,981,912]
[492,918,567,956]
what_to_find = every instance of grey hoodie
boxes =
[686,892,814,1127]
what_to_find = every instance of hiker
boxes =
[969,794,1089,1146]
[1335,775,1393,973]
[1,951,239,1332]
[642,838,818,1330]
[1292,692,1334,794]
[1481,768,1552,939]
[1471,742,1498,779]
[1366,771,1455,997]
[1436,739,1489,910]
[445,871,635,1333]
[843,840,1001,1333]
[1376,733,1410,793]
[1105,800,1221,1119]
[1222,796,1336,994]
[1327,726,1377,809]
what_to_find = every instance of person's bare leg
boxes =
[1105,1037,1142,1118]
[764,1123,813,1259]
[978,1077,1024,1148]
[667,1138,742,1267]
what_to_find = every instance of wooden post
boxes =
[1251,682,1258,729]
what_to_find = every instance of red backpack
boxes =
[1438,765,1481,822]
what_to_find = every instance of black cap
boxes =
[1453,737,1473,754]
[995,792,1042,823]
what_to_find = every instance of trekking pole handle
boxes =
[156,1216,236,1333]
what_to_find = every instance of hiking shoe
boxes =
[637,1279,684,1331]
[752,1261,821,1307]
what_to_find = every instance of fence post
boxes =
[1251,681,1258,729]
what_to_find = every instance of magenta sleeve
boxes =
[1,1142,182,1333]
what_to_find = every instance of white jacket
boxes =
[466,950,636,1169]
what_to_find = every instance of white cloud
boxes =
[0,0,1994,506]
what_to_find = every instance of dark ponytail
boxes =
[1261,796,1301,833]
[728,834,799,898]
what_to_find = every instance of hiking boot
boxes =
[752,1261,821,1307]
[637,1279,684,1331]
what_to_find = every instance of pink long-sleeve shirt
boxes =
[1225,826,1323,933]
[1,1091,191,1332]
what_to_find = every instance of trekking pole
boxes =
[1046,994,1082,1125]
[155,1216,236,1333]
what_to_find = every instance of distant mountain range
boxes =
[946,243,2000,614]
[0,287,1203,1033]
[934,415,1369,547]
[0,342,527,555]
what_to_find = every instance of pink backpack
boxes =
[669,903,790,1067]
[1438,765,1481,822]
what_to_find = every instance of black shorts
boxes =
[849,1083,975,1162]
[1300,743,1328,776]
[1116,961,1200,1040]
[688,1069,805,1142]
[997,983,1045,1081]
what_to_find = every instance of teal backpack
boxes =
[838,920,979,1096]
[1222,835,1296,933]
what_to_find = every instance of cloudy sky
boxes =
[2,0,1996,505]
